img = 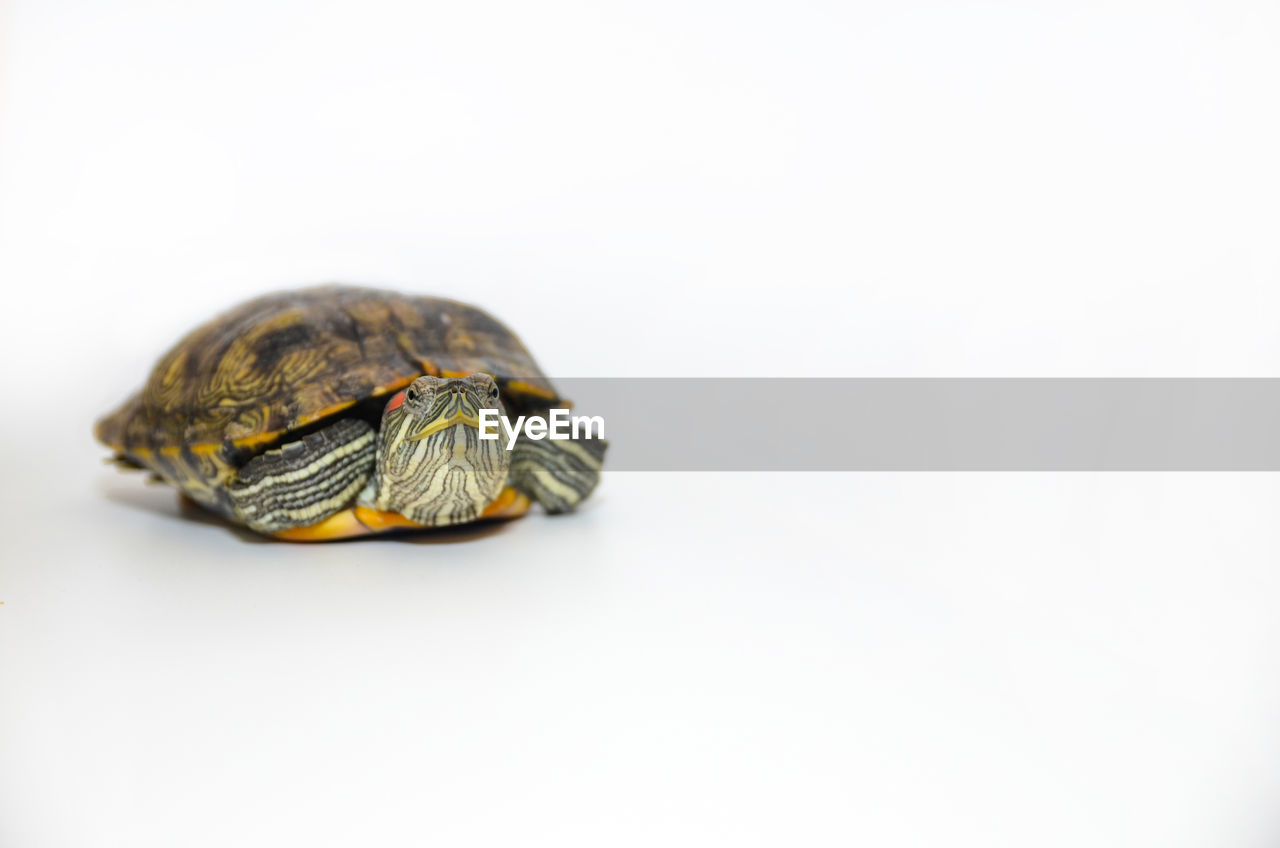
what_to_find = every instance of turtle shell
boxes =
[95,285,561,512]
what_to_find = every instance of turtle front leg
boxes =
[227,418,376,534]
[508,433,607,513]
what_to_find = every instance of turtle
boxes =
[95,285,606,541]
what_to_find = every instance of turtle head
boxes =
[368,373,511,526]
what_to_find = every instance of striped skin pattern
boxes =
[228,419,376,532]
[364,376,510,527]
[509,434,607,514]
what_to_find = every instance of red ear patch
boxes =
[384,390,406,412]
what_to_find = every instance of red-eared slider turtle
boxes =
[95,286,606,540]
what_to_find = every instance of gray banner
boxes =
[536,379,1280,470]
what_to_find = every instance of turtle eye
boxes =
[406,387,421,405]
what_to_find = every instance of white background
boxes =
[1,2,1278,846]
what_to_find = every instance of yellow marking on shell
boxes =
[272,507,368,540]
[227,430,283,450]
[447,329,477,350]
[506,380,558,401]
[272,505,420,540]
[160,352,187,387]
[355,505,428,531]
[479,487,532,520]
[292,399,359,429]
[371,375,419,396]
[395,334,437,373]
[144,350,188,411]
